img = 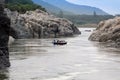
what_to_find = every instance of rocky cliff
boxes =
[5,9,80,39]
[0,0,11,68]
[89,17,120,47]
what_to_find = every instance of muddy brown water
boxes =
[1,28,120,80]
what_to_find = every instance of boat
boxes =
[85,30,92,32]
[53,40,67,45]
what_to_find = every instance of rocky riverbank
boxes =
[89,17,120,47]
[5,9,80,39]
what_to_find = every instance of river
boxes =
[1,28,120,80]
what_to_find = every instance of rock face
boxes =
[0,16,11,69]
[0,1,10,68]
[89,17,120,47]
[5,9,80,39]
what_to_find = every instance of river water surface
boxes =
[1,28,120,80]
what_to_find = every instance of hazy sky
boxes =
[66,0,120,15]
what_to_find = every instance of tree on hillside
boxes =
[93,11,97,17]
[5,0,46,13]
[58,10,64,18]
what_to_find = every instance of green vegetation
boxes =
[5,0,46,13]
[57,14,114,25]
[64,15,114,25]
[55,11,114,26]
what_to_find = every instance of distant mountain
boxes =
[32,0,61,14]
[32,0,74,15]
[33,0,108,15]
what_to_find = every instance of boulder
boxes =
[89,17,120,47]
[5,9,81,39]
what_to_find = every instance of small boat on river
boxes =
[53,40,67,45]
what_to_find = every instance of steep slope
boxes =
[5,0,46,13]
[6,0,33,4]
[33,0,108,15]
[32,0,61,14]
[32,0,74,15]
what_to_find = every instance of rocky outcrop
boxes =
[5,9,80,39]
[0,0,10,68]
[89,17,120,47]
[0,16,11,69]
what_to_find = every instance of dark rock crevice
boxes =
[0,0,10,69]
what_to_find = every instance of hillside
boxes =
[63,15,114,25]
[32,0,114,25]
[32,0,74,15]
[32,0,61,14]
[5,0,46,13]
[33,0,108,15]
[5,0,33,4]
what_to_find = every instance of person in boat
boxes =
[53,39,67,44]
[57,40,60,43]
[57,40,66,43]
[53,40,57,43]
